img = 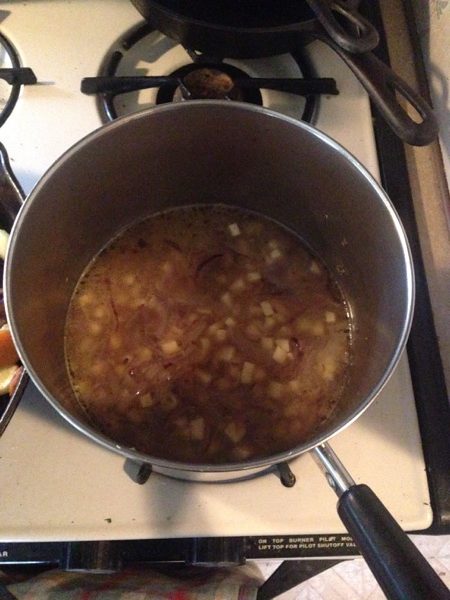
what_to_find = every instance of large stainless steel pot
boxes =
[4,103,448,598]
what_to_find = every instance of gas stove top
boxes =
[0,0,448,569]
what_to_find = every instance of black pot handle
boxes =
[306,0,379,53]
[315,35,438,146]
[339,485,450,599]
[313,444,449,599]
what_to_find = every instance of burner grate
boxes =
[81,22,338,123]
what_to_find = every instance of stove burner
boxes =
[0,33,37,128]
[156,63,262,104]
[123,457,296,486]
[93,22,336,124]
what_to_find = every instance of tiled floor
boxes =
[257,535,450,599]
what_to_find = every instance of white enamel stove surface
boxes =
[0,0,431,541]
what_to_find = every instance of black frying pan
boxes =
[139,0,380,53]
[130,0,438,146]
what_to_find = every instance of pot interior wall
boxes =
[7,103,411,460]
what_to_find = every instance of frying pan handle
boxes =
[315,36,438,146]
[313,444,449,599]
[306,0,379,53]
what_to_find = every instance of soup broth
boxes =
[65,205,351,463]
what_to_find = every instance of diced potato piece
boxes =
[273,345,288,364]
[228,222,241,237]
[310,260,321,274]
[147,295,157,308]
[312,323,325,336]
[233,445,252,460]
[247,271,261,282]
[161,340,180,356]
[260,301,274,316]
[89,322,102,335]
[322,357,337,381]
[249,305,262,317]
[230,278,246,292]
[275,338,290,352]
[268,239,279,250]
[325,311,336,323]
[289,379,301,392]
[208,322,222,334]
[221,292,233,307]
[78,292,94,307]
[216,377,232,391]
[225,317,236,327]
[245,323,260,340]
[295,317,310,333]
[139,392,154,408]
[225,421,246,443]
[123,273,136,285]
[200,337,211,353]
[161,392,178,410]
[168,327,183,341]
[75,381,90,397]
[109,333,122,350]
[215,329,227,342]
[284,402,299,417]
[198,307,213,315]
[261,337,274,351]
[295,317,323,335]
[279,325,292,336]
[80,338,95,353]
[137,346,153,361]
[269,381,284,399]
[162,261,172,274]
[114,292,127,305]
[264,316,276,330]
[91,362,106,375]
[132,297,146,309]
[114,364,127,377]
[190,417,205,440]
[130,286,143,299]
[270,248,282,260]
[196,368,212,385]
[241,361,255,384]
[217,345,236,361]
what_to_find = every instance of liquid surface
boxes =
[65,206,351,463]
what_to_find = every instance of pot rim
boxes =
[4,100,415,473]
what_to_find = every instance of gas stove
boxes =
[0,0,448,572]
